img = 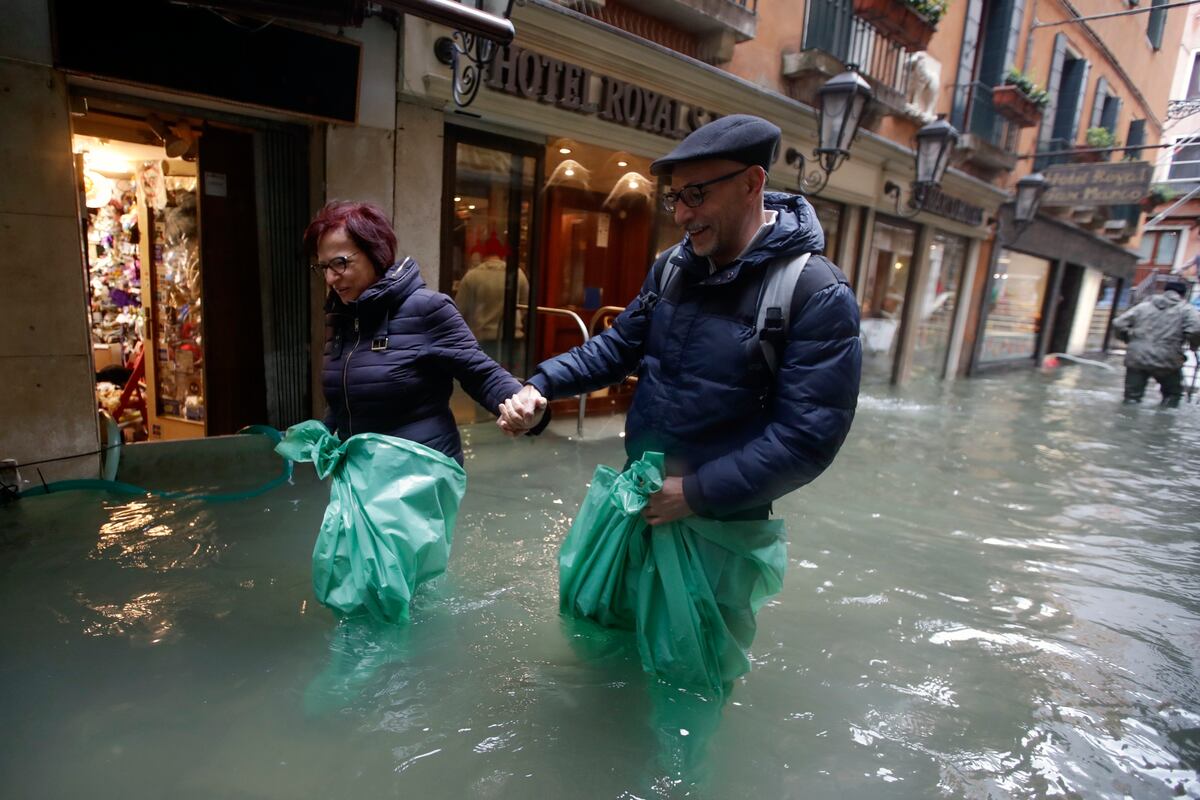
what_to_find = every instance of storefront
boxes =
[849,201,986,384]
[971,206,1137,372]
[40,1,362,443]
[67,94,314,442]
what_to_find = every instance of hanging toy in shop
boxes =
[139,160,167,211]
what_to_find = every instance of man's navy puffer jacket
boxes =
[321,258,522,464]
[527,193,861,517]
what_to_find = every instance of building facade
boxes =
[0,0,1187,481]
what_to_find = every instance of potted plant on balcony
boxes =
[852,0,947,52]
[1076,127,1118,163]
[992,69,1049,128]
[1139,184,1178,213]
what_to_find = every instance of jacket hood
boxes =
[326,257,423,314]
[675,191,826,280]
[1153,290,1184,310]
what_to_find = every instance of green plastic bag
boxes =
[276,421,467,624]
[559,452,787,696]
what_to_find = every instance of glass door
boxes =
[860,217,918,384]
[910,231,968,380]
[442,128,542,423]
[147,169,205,426]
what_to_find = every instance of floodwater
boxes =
[1,364,1198,799]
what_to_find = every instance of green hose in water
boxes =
[16,424,293,503]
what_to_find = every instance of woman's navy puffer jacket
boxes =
[321,258,522,464]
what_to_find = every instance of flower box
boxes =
[1073,147,1108,164]
[991,84,1044,128]
[852,0,937,51]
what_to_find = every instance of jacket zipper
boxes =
[343,316,362,436]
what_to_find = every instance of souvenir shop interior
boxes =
[77,122,206,442]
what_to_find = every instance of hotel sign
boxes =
[484,45,718,140]
[1042,162,1153,206]
[918,185,986,227]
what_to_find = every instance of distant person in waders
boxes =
[1113,279,1200,408]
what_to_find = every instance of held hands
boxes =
[642,476,692,526]
[497,384,548,437]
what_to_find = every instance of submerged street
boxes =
[1,362,1198,798]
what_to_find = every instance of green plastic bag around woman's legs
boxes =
[276,420,467,624]
[559,452,787,696]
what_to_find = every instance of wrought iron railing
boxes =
[804,0,909,97]
[952,81,1019,153]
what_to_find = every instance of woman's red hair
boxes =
[303,201,397,275]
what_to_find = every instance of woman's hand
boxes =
[497,385,547,437]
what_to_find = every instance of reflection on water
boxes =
[2,365,1199,798]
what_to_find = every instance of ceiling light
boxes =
[617,160,628,167]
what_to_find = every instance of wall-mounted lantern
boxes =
[785,66,873,195]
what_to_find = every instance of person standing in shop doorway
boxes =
[1112,279,1200,408]
[497,114,862,523]
[455,232,529,365]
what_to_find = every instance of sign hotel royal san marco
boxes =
[1041,161,1154,207]
[484,45,720,139]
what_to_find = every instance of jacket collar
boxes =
[326,257,422,315]
[672,192,826,286]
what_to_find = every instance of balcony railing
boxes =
[1035,138,1078,171]
[804,0,909,97]
[953,81,1019,152]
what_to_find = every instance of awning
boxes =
[996,205,1139,281]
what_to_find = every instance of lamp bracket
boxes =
[884,180,928,219]
[785,146,832,196]
[433,1,517,108]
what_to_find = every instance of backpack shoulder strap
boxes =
[757,253,850,375]
[655,245,683,299]
[757,252,811,375]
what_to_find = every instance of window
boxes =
[1137,229,1182,267]
[1188,52,1200,99]
[979,250,1053,363]
[1167,135,1200,189]
[1147,0,1168,50]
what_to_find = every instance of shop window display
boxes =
[74,132,205,439]
[149,174,204,422]
[859,218,918,383]
[979,249,1051,363]
[910,231,967,380]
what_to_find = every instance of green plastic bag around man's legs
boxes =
[276,420,467,624]
[558,465,641,629]
[558,452,787,696]
[633,516,786,696]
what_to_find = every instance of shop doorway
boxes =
[442,127,542,423]
[73,109,268,440]
[1048,263,1085,356]
[539,140,660,413]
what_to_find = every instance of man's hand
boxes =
[497,384,547,437]
[642,476,693,526]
